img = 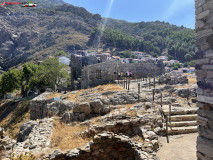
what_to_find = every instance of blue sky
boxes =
[64,0,195,29]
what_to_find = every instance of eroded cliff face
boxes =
[0,3,101,70]
[195,0,213,159]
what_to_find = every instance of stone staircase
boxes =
[163,108,198,135]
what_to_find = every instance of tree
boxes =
[0,69,21,97]
[54,50,67,57]
[40,58,69,89]
[20,63,39,96]
[172,66,179,70]
[184,54,192,61]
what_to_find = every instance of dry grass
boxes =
[187,76,197,84]
[0,100,30,139]
[90,116,103,125]
[51,120,91,150]
[48,84,124,103]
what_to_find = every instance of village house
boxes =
[158,56,168,61]
[131,51,147,57]
[112,56,121,60]
[101,53,111,60]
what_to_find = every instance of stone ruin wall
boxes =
[195,0,213,159]
[81,61,165,89]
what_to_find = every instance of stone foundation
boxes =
[195,0,213,159]
[42,132,158,160]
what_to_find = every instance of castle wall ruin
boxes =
[81,60,165,89]
[195,0,213,159]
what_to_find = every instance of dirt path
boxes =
[157,133,197,160]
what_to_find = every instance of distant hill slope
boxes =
[0,4,101,70]
[0,2,195,70]
[103,19,196,63]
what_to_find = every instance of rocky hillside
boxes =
[0,4,101,70]
[0,1,195,70]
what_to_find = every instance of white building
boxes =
[59,56,70,66]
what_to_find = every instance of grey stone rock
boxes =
[73,102,91,115]
[89,100,103,114]
[78,113,86,121]
[145,102,152,109]
[154,127,161,134]
[61,112,71,123]
[0,127,4,137]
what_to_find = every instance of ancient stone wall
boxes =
[30,92,73,120]
[81,60,165,89]
[195,0,213,159]
[43,132,158,160]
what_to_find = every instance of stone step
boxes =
[167,126,198,135]
[163,109,197,116]
[168,121,197,127]
[172,103,181,107]
[170,114,197,122]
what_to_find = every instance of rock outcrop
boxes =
[13,118,54,157]
[159,73,188,85]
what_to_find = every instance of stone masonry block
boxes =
[202,65,213,70]
[196,10,210,20]
[195,0,206,9]
[197,136,213,159]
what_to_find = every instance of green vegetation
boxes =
[172,63,181,70]
[54,50,67,57]
[89,21,195,63]
[0,58,70,97]
[184,60,196,68]
[121,50,136,58]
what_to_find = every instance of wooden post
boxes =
[152,89,155,102]
[169,103,171,123]
[187,89,190,102]
[149,78,150,89]
[124,78,125,88]
[126,78,128,89]
[154,78,156,88]
[166,116,168,136]
[161,92,163,108]
[138,83,140,103]
[128,78,130,91]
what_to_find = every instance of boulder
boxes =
[90,100,103,114]
[176,88,189,98]
[61,112,71,123]
[73,102,91,115]
[59,100,74,115]
[159,73,188,85]
[17,121,37,142]
[0,127,4,137]
[145,102,152,109]
[154,127,161,134]
[46,100,73,117]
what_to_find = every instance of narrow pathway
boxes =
[157,133,197,160]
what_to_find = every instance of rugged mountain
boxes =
[0,4,101,70]
[0,1,195,70]
[4,0,65,8]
